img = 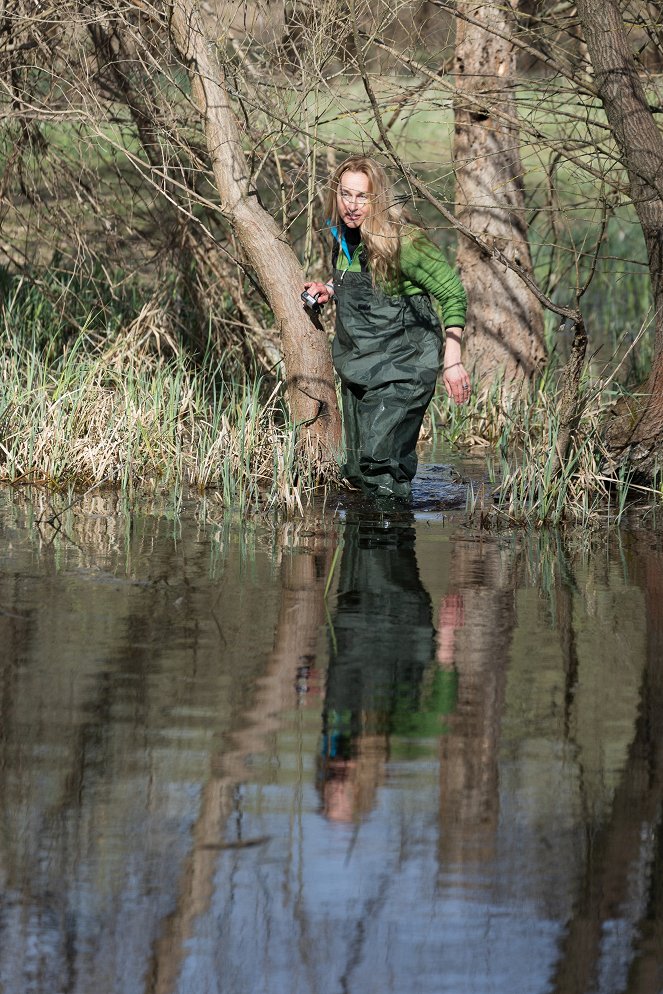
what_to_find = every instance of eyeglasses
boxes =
[339,187,370,206]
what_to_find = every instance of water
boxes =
[1,469,662,994]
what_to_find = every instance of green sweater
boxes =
[334,229,467,329]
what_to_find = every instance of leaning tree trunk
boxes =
[88,20,281,369]
[453,0,546,394]
[574,0,663,477]
[169,0,341,461]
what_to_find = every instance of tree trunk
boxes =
[453,0,547,394]
[169,0,341,462]
[574,0,663,475]
[88,20,281,368]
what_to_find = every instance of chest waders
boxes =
[332,269,442,500]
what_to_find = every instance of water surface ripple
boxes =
[0,479,662,994]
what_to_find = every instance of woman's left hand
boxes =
[443,361,472,405]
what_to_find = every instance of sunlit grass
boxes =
[3,276,659,524]
[426,371,662,527]
[0,281,325,513]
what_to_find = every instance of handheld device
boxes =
[301,290,321,311]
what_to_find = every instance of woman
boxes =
[304,155,470,501]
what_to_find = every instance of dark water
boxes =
[1,466,663,994]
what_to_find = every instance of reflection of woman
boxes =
[304,155,469,500]
[319,513,459,822]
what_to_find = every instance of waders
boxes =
[332,270,442,501]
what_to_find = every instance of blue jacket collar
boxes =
[327,221,354,263]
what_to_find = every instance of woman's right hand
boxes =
[302,281,334,306]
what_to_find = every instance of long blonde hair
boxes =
[325,156,406,285]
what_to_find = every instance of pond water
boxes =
[1,459,663,994]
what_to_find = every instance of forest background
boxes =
[1,0,662,521]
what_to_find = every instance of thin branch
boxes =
[351,17,581,324]
[430,0,598,98]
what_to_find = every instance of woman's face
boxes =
[336,169,371,229]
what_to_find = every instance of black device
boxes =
[301,290,321,311]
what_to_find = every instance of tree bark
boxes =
[88,19,281,368]
[453,0,547,394]
[574,0,663,475]
[168,0,341,462]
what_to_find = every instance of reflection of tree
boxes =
[1,505,307,990]
[0,500,336,994]
[624,811,663,994]
[9,500,663,993]
[437,538,515,869]
[553,535,581,739]
[551,533,663,994]
[146,522,336,994]
[319,512,443,823]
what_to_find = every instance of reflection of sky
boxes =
[176,780,565,994]
[0,775,203,994]
[0,498,655,994]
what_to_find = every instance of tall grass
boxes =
[0,280,322,513]
[428,372,662,527]
[2,274,657,525]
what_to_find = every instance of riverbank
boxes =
[0,277,658,524]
